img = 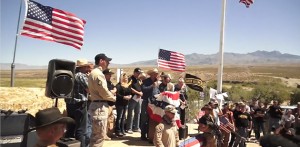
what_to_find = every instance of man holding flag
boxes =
[220,103,235,147]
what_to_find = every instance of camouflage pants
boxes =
[203,132,216,147]
[89,102,109,147]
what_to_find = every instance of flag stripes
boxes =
[239,0,253,8]
[147,91,181,128]
[21,0,86,49]
[158,49,186,72]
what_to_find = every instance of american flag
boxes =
[219,116,235,133]
[158,49,185,72]
[239,0,254,8]
[179,134,204,147]
[21,0,86,49]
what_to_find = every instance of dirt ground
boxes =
[0,87,260,147]
[0,87,66,116]
[103,123,260,147]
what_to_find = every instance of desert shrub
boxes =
[251,81,290,104]
[185,88,208,123]
[290,88,300,105]
[223,85,252,102]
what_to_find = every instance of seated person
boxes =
[28,107,74,147]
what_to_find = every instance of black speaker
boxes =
[0,113,35,147]
[179,125,188,140]
[1,113,34,136]
[45,59,75,99]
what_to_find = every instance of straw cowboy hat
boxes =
[146,68,159,75]
[165,105,177,114]
[161,73,172,79]
[76,59,90,67]
[28,107,74,132]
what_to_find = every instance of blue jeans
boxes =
[233,127,247,147]
[66,102,91,147]
[254,120,265,140]
[115,105,128,133]
[126,98,141,131]
[268,117,281,133]
[140,100,149,138]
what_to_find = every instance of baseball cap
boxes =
[95,53,112,64]
[103,69,114,75]
[134,68,143,73]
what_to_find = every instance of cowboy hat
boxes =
[165,105,177,114]
[28,107,74,132]
[161,73,172,79]
[146,68,159,75]
[76,59,90,67]
[201,104,212,111]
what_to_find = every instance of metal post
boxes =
[11,0,24,87]
[217,0,227,93]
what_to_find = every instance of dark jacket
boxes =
[116,83,132,106]
[141,78,155,101]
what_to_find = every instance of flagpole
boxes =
[10,0,24,87]
[217,0,227,93]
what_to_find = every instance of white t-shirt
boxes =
[213,108,220,126]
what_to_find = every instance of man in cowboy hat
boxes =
[140,68,159,141]
[198,104,217,147]
[154,105,180,147]
[30,107,74,147]
[88,53,116,147]
[158,73,174,92]
[65,58,92,147]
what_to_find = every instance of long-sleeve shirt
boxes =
[141,78,155,101]
[154,116,179,147]
[65,71,88,104]
[88,66,116,102]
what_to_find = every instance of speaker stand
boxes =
[54,98,58,107]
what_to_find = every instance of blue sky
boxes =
[1,0,300,66]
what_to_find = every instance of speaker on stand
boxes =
[45,59,76,107]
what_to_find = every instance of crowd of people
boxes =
[30,53,189,147]
[198,98,300,147]
[28,53,300,147]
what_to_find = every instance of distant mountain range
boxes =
[1,50,300,70]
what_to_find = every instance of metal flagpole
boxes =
[11,0,24,87]
[217,0,227,93]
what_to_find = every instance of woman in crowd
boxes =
[115,73,132,137]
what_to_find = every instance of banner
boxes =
[184,73,204,92]
[147,91,181,127]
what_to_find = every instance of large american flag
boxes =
[21,0,86,49]
[239,0,254,8]
[158,49,186,72]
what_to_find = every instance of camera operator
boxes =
[274,122,300,146]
